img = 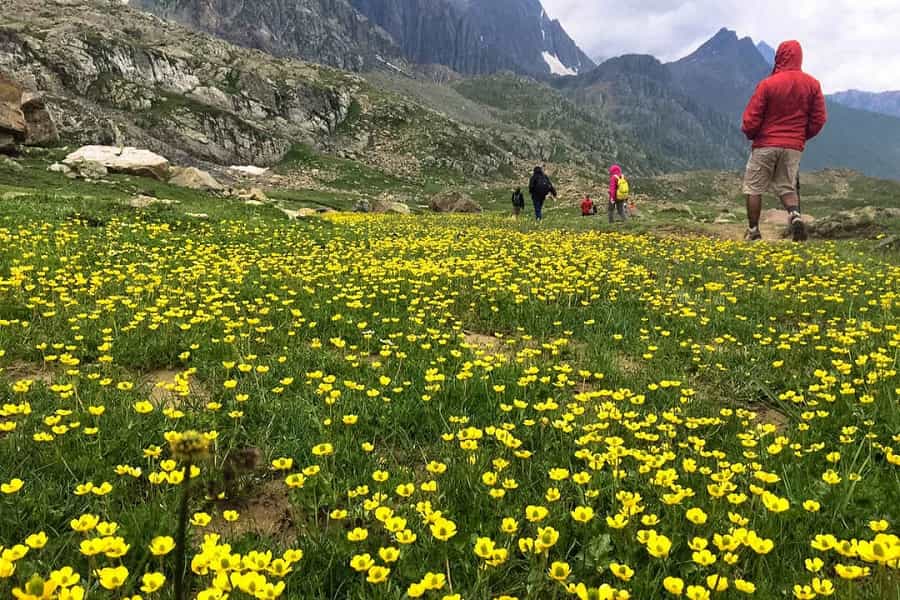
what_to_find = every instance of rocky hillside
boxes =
[1,0,365,166]
[0,0,529,179]
[555,54,749,171]
[135,0,593,77]
[130,0,401,71]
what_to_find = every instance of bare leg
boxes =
[781,192,807,241]
[780,192,799,213]
[746,194,763,229]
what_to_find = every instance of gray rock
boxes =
[68,159,108,180]
[48,162,72,175]
[21,92,59,146]
[429,190,482,214]
[877,235,899,250]
[63,146,170,180]
[129,195,175,208]
[807,206,900,239]
[0,156,23,171]
[236,188,269,203]
[371,199,411,214]
[169,166,224,191]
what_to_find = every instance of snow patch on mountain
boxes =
[542,51,577,76]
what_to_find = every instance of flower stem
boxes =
[174,460,192,600]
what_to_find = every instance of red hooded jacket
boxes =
[609,164,623,202]
[741,41,827,152]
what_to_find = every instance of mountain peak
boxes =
[756,41,776,66]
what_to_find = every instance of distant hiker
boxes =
[608,164,629,223]
[741,40,827,241]
[581,194,596,217]
[511,187,525,217]
[528,166,557,221]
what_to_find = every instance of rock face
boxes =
[63,146,171,180]
[351,0,594,76]
[136,0,592,77]
[0,73,60,151]
[0,74,27,153]
[21,92,60,146]
[429,190,482,213]
[169,166,224,191]
[0,0,362,166]
[132,0,400,72]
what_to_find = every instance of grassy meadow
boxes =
[0,159,899,600]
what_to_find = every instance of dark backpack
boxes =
[532,173,552,198]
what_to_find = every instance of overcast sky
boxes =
[542,0,900,93]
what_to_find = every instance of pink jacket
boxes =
[609,165,622,202]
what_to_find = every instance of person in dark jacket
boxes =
[528,166,557,221]
[511,187,525,217]
[741,40,827,241]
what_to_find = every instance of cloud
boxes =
[542,0,900,92]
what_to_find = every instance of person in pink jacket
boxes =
[608,165,628,223]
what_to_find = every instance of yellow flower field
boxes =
[0,212,898,600]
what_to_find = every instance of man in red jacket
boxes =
[741,40,827,241]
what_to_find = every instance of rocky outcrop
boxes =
[169,166,224,191]
[21,92,60,146]
[806,207,900,239]
[0,0,362,166]
[429,190,482,213]
[63,145,171,180]
[0,73,60,151]
[0,74,27,153]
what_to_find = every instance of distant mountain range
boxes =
[132,0,593,77]
[552,28,900,179]
[829,90,900,119]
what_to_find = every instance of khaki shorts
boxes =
[742,147,802,197]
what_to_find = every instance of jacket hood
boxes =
[773,41,803,74]
[533,166,543,174]
[609,165,622,176]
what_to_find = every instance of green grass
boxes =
[0,173,899,599]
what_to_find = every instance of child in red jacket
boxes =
[581,195,595,216]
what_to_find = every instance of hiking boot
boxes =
[745,227,762,241]
[790,214,808,242]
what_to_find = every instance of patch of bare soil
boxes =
[209,481,297,544]
[462,332,517,358]
[144,369,209,407]
[709,211,814,242]
[614,353,642,375]
[463,331,502,349]
[2,360,54,384]
[751,404,790,433]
